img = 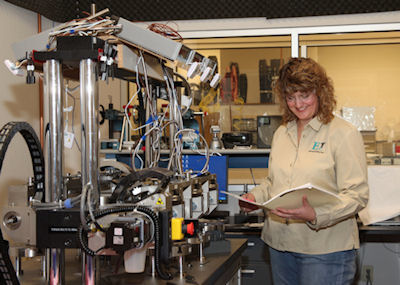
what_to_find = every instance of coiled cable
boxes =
[77,205,172,280]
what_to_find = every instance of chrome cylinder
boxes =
[179,255,184,278]
[44,60,64,202]
[43,60,65,285]
[49,249,65,284]
[151,255,155,277]
[79,59,100,285]
[79,59,99,200]
[82,253,100,285]
[15,257,22,277]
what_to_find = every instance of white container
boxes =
[124,247,147,273]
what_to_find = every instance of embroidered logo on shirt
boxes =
[309,141,326,153]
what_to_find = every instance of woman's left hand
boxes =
[270,195,316,222]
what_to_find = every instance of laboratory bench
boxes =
[358,224,400,242]
[220,215,400,285]
[223,215,400,242]
[223,216,272,285]
[18,239,247,285]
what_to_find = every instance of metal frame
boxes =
[41,56,101,285]
[178,22,400,57]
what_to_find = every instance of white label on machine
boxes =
[64,131,74,149]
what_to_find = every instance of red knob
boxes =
[186,222,195,236]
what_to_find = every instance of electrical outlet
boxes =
[361,265,374,282]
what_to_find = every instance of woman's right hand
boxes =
[239,193,259,212]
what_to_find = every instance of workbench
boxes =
[18,238,247,285]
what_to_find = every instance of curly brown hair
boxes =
[273,57,336,124]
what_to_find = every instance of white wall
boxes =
[0,1,42,207]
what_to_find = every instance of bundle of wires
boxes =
[118,42,210,177]
[47,8,121,49]
[147,23,183,41]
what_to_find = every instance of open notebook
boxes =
[222,183,341,210]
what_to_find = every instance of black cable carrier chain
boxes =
[0,121,45,285]
[0,122,45,199]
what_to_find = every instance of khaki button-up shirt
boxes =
[251,116,369,254]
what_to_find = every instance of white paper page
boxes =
[221,191,264,207]
[359,165,400,225]
[222,183,341,210]
[265,185,341,210]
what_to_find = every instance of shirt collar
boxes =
[286,116,323,132]
[308,116,323,131]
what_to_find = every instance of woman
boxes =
[240,57,369,284]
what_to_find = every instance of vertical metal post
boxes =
[151,255,155,277]
[91,3,96,15]
[151,85,158,167]
[47,60,64,202]
[179,255,184,278]
[80,58,100,202]
[144,93,151,168]
[145,85,156,168]
[80,58,100,285]
[41,255,46,278]
[169,88,177,169]
[42,62,50,283]
[15,257,22,277]
[199,242,205,265]
[43,59,65,285]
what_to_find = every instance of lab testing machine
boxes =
[0,7,243,285]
